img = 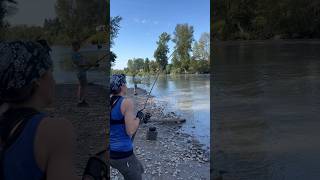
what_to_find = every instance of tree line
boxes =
[0,0,115,45]
[120,24,210,75]
[1,0,121,62]
[213,0,320,40]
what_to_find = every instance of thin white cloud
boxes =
[134,18,139,23]
[133,18,159,25]
[141,19,147,24]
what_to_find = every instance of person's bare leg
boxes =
[80,85,84,102]
[82,83,88,102]
[78,78,89,107]
[134,84,138,95]
[78,84,82,102]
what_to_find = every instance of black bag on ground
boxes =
[82,154,108,180]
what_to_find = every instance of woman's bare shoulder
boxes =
[37,116,74,148]
[122,97,135,108]
[39,117,73,132]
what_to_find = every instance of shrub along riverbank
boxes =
[212,0,320,41]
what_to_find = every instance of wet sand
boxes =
[111,88,210,180]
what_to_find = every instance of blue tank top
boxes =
[3,113,46,180]
[110,96,133,152]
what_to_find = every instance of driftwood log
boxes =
[150,117,186,123]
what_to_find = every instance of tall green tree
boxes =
[110,16,122,47]
[149,60,158,74]
[154,32,170,71]
[193,32,210,62]
[127,59,136,75]
[134,58,145,72]
[55,0,106,43]
[42,18,65,44]
[127,58,145,75]
[213,0,320,40]
[192,41,201,60]
[0,0,17,39]
[172,24,194,73]
[109,16,122,63]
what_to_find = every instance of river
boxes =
[51,45,107,86]
[213,40,320,180]
[127,74,210,150]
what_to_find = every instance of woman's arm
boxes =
[35,117,80,180]
[123,98,140,137]
[0,102,9,115]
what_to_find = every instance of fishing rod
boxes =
[84,53,108,71]
[139,50,175,112]
[131,50,176,141]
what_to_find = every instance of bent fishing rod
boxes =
[131,50,176,141]
[92,50,177,161]
[139,50,176,112]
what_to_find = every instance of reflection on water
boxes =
[127,74,210,149]
[51,46,107,86]
[213,40,320,179]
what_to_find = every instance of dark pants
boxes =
[110,154,144,180]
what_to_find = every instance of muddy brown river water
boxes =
[213,40,320,180]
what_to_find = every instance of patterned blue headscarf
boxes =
[0,40,53,102]
[110,74,126,94]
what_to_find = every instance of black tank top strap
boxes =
[110,96,125,125]
[110,95,122,109]
[110,118,125,125]
[0,108,40,148]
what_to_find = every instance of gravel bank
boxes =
[111,88,210,180]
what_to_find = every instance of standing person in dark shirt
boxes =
[71,41,98,107]
[133,74,138,95]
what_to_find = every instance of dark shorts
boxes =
[110,154,144,180]
[77,72,87,86]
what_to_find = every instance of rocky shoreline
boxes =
[111,87,210,180]
[43,84,210,179]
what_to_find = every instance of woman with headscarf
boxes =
[110,74,145,180]
[0,40,81,180]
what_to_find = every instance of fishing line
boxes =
[84,53,108,71]
[132,50,176,141]
[139,50,176,111]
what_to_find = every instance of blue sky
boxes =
[111,0,210,69]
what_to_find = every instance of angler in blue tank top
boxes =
[0,41,83,180]
[110,74,145,180]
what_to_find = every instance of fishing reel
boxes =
[143,112,151,124]
[136,110,151,124]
